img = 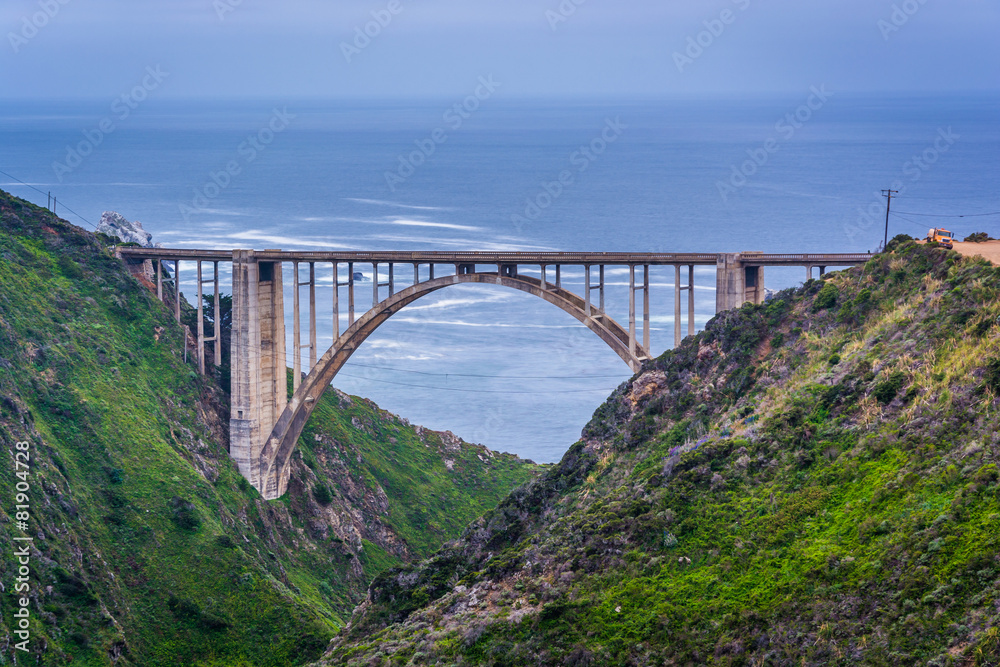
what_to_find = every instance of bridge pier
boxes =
[716,253,766,311]
[230,250,287,495]
[674,264,696,346]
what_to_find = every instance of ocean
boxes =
[2,94,998,462]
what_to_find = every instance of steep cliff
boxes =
[324,238,1000,666]
[0,190,539,666]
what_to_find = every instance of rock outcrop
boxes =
[97,210,156,247]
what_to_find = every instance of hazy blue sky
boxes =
[2,0,997,99]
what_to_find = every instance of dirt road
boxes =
[952,240,1000,265]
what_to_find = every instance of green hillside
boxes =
[0,189,539,666]
[324,239,1000,666]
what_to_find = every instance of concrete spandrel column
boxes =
[309,263,317,369]
[642,265,650,353]
[213,262,222,368]
[197,261,205,375]
[293,262,301,393]
[688,265,695,336]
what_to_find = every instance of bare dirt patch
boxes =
[952,240,1000,265]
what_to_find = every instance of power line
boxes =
[889,212,931,227]
[891,210,1000,218]
[0,168,97,230]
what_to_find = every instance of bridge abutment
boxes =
[716,253,766,311]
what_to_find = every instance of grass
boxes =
[323,237,1000,666]
[0,189,539,666]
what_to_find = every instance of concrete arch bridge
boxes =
[119,248,870,499]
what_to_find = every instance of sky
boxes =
[1,0,998,99]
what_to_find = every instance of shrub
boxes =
[813,283,839,312]
[828,354,841,366]
[313,484,334,506]
[873,371,907,404]
[973,464,999,484]
[885,233,914,252]
[215,535,237,549]
[170,497,201,531]
[57,255,84,280]
[964,232,994,243]
[985,357,1000,392]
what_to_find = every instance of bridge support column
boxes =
[230,250,286,496]
[674,265,682,346]
[688,265,695,337]
[716,253,766,312]
[174,261,182,324]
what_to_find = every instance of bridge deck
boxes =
[119,248,872,267]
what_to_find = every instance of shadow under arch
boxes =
[257,271,649,498]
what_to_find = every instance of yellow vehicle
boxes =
[926,228,954,249]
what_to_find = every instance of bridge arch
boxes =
[256,271,649,499]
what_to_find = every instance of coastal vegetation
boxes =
[324,236,1000,666]
[0,190,539,666]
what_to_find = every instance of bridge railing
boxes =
[117,248,873,266]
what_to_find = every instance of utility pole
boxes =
[882,189,899,250]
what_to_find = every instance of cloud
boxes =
[2,0,996,98]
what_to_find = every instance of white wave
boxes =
[226,230,357,249]
[403,294,515,311]
[362,234,559,251]
[294,215,379,224]
[363,340,413,350]
[387,218,484,232]
[346,198,454,211]
[191,208,252,217]
[350,353,442,362]
[391,317,583,329]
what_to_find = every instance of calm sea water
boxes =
[2,95,998,462]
